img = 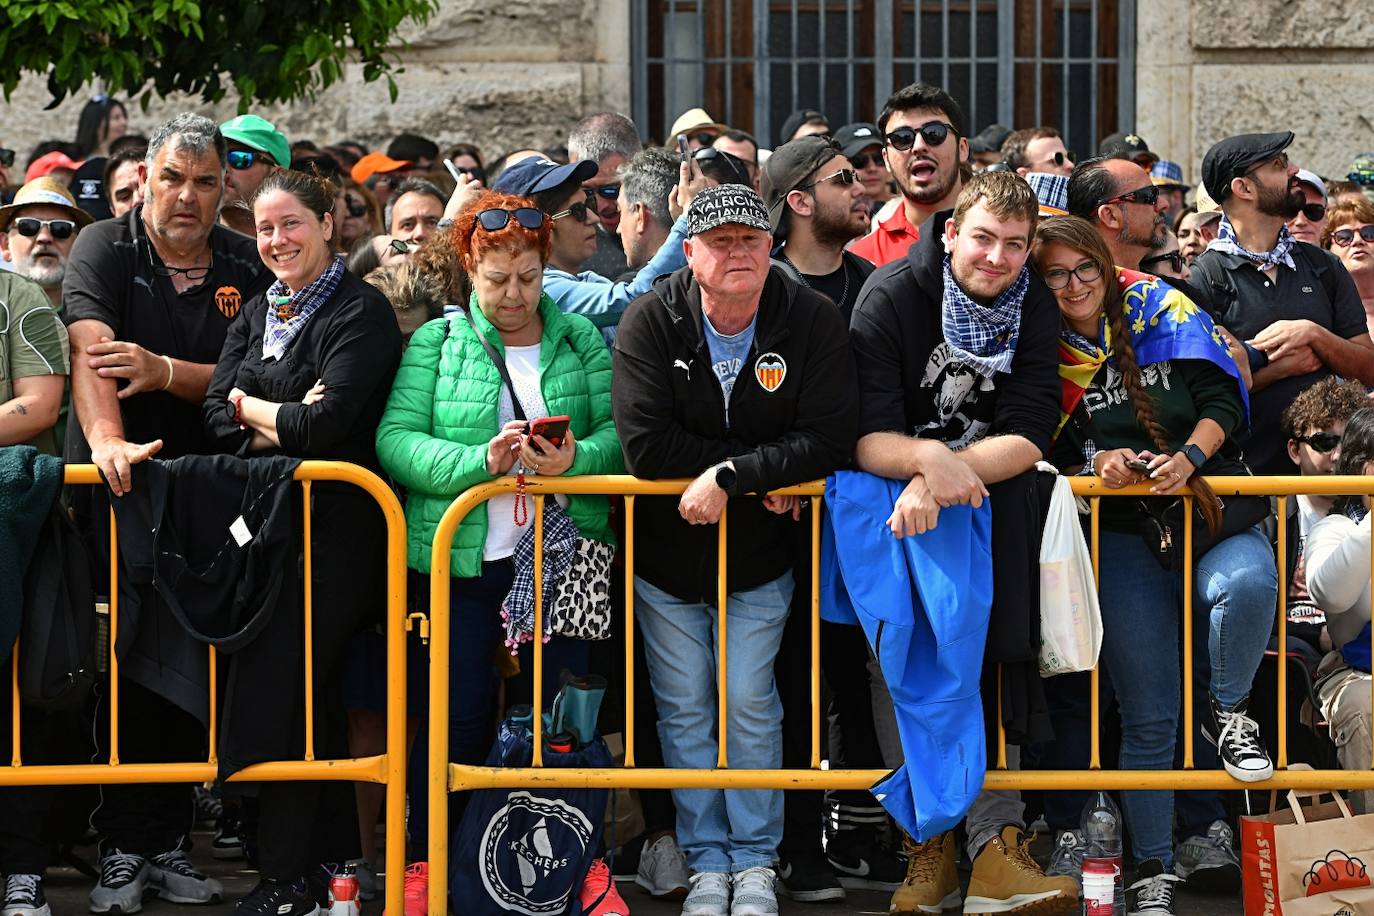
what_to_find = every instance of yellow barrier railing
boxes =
[2,462,408,916]
[425,473,1374,913]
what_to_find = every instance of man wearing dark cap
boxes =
[834,122,894,214]
[1191,131,1374,475]
[1098,131,1157,170]
[779,108,831,144]
[762,135,874,319]
[969,124,1012,172]
[850,82,968,267]
[613,184,858,916]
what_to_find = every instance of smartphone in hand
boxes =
[677,134,691,164]
[1125,458,1151,474]
[525,415,571,453]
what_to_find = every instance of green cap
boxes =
[220,114,290,169]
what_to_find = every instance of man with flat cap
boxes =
[1191,131,1374,475]
[612,183,859,916]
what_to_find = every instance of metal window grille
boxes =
[631,0,1135,155]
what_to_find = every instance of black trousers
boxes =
[0,674,54,874]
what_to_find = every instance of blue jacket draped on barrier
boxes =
[820,470,994,841]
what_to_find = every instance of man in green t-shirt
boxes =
[0,271,68,454]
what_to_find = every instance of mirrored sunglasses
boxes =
[884,121,959,152]
[227,149,264,171]
[589,184,621,200]
[12,217,77,240]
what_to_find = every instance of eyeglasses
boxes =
[1097,184,1160,208]
[477,207,546,231]
[587,184,621,200]
[1044,150,1075,168]
[1295,432,1341,453]
[884,121,959,152]
[0,148,14,168]
[1140,250,1185,274]
[1330,225,1374,247]
[801,169,858,191]
[551,191,597,224]
[849,151,883,169]
[344,197,369,218]
[227,149,268,171]
[11,218,77,240]
[1042,260,1104,290]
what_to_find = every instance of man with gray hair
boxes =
[62,112,271,915]
[569,111,642,278]
[384,176,445,250]
[616,146,678,272]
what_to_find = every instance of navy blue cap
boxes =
[491,157,598,197]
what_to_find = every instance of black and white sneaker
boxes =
[193,785,223,826]
[1202,694,1274,782]
[826,829,909,892]
[212,812,245,860]
[776,851,846,902]
[89,849,150,914]
[233,878,321,916]
[3,874,51,916]
[1128,858,1182,916]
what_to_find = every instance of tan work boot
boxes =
[889,831,961,914]
[963,826,1078,915]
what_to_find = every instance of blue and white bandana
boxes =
[261,255,347,361]
[1207,215,1296,271]
[940,255,1029,379]
[501,499,579,651]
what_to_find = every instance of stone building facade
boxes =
[0,0,1371,186]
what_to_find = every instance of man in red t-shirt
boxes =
[849,82,967,267]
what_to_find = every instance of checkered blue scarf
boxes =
[940,255,1029,379]
[1207,215,1296,271]
[501,499,579,651]
[262,255,347,361]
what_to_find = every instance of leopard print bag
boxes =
[546,537,615,640]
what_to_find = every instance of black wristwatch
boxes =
[714,463,737,494]
[1181,443,1207,470]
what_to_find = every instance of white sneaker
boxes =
[729,867,777,916]
[682,872,730,916]
[636,834,690,898]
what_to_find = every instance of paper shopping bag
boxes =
[1241,787,1374,915]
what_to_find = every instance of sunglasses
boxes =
[388,238,415,255]
[477,207,546,231]
[227,149,267,171]
[587,184,621,200]
[1042,260,1103,290]
[1140,250,1185,274]
[12,217,77,240]
[344,197,369,218]
[1331,225,1374,247]
[1295,432,1341,453]
[0,148,14,168]
[551,198,596,223]
[849,151,883,169]
[884,121,959,152]
[801,168,858,191]
[1097,184,1160,207]
[688,131,719,147]
[1297,202,1327,222]
[1045,150,1075,168]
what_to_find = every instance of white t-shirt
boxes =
[484,343,569,561]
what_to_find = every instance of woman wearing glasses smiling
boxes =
[1033,215,1277,916]
[1321,195,1374,337]
[376,189,621,854]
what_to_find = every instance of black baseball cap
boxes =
[1201,131,1295,204]
[833,123,883,159]
[760,135,842,233]
[1099,131,1157,165]
[779,108,830,143]
[687,184,772,237]
[969,123,1012,155]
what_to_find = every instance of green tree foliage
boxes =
[0,0,439,107]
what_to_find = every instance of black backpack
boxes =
[20,504,98,710]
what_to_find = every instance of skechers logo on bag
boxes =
[480,791,592,915]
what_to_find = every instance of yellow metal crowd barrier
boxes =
[425,473,1374,914]
[2,462,409,916]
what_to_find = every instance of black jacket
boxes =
[612,264,860,602]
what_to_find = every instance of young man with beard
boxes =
[849,82,967,267]
[847,170,1077,916]
[1191,131,1374,475]
[762,135,875,319]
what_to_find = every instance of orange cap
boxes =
[350,151,412,184]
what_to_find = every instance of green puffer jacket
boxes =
[376,293,622,576]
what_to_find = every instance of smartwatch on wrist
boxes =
[1181,443,1207,470]
[714,463,737,494]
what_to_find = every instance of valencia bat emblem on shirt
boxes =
[754,352,787,392]
[214,286,243,319]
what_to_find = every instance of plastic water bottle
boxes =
[1081,791,1124,916]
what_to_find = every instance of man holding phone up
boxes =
[612,185,858,916]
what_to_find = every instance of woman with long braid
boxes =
[1031,216,1276,916]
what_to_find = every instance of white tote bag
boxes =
[1036,466,1103,676]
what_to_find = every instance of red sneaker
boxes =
[577,859,629,915]
[383,862,426,916]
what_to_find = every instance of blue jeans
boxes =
[635,573,793,874]
[1097,525,1275,865]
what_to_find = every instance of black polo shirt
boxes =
[61,206,271,462]
[1192,241,1367,474]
